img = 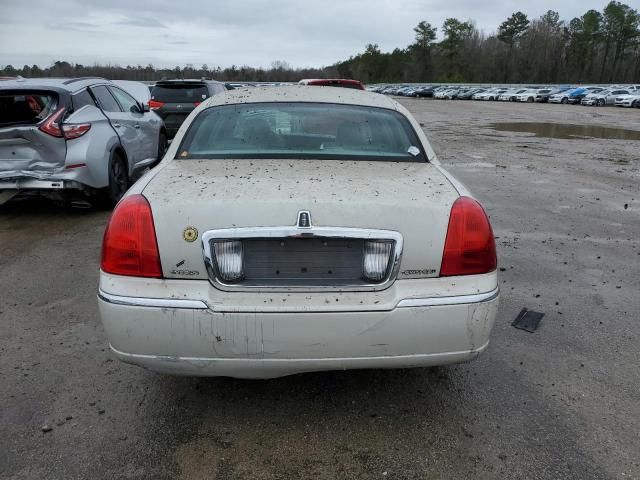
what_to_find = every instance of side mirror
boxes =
[142,103,150,113]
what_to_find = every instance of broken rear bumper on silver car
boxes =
[97,273,499,379]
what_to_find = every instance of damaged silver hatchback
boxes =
[0,77,166,207]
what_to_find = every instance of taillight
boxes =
[39,107,66,137]
[62,123,91,139]
[193,101,201,107]
[440,196,497,276]
[148,99,165,110]
[101,194,163,278]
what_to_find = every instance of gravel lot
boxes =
[1,99,638,480]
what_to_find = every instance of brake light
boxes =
[148,99,165,110]
[38,107,66,137]
[440,196,497,276]
[62,123,91,139]
[193,101,201,107]
[101,194,163,278]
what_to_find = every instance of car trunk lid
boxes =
[143,159,460,283]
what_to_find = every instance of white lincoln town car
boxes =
[98,86,499,378]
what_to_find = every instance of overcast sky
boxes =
[0,0,610,69]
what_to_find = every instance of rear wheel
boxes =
[561,97,568,104]
[154,131,168,166]
[106,155,129,207]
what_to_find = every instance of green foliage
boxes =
[498,12,530,45]
[413,21,437,50]
[541,10,561,30]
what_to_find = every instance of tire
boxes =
[153,131,168,166]
[489,96,494,101]
[561,97,568,104]
[527,97,534,103]
[105,154,129,207]
[597,99,605,106]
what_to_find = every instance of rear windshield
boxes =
[176,102,425,162]
[0,91,58,127]
[151,84,208,103]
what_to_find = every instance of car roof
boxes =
[0,76,112,93]
[299,78,364,87]
[154,79,224,85]
[202,85,400,110]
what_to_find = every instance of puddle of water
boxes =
[490,122,640,140]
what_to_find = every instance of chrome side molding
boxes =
[98,290,208,310]
[98,287,498,311]
[396,287,499,308]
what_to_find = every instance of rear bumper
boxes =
[0,168,100,191]
[97,281,499,378]
[109,342,490,378]
[0,178,68,190]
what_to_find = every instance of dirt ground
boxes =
[1,98,638,479]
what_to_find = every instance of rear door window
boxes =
[91,86,122,112]
[72,89,96,110]
[109,87,140,113]
[151,84,209,103]
[0,91,58,127]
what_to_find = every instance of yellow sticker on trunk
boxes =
[183,227,198,242]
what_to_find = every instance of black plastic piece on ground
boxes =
[512,308,544,333]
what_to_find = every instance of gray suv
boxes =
[149,79,228,138]
[0,77,167,206]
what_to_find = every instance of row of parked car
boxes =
[368,84,640,108]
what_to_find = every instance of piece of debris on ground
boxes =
[512,308,545,333]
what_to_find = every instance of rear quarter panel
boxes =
[65,105,119,188]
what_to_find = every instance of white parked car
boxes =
[471,88,497,100]
[498,89,526,102]
[476,88,508,101]
[549,88,580,104]
[434,88,456,99]
[514,89,546,103]
[614,93,640,108]
[582,89,630,106]
[98,86,499,378]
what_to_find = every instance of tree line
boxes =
[336,1,639,83]
[0,60,327,83]
[1,1,638,84]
